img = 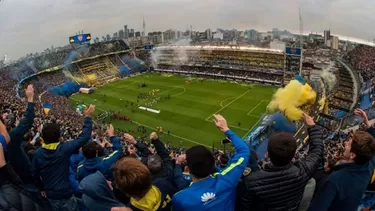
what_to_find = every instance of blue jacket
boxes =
[173,164,192,190]
[70,153,84,178]
[7,102,35,184]
[172,130,250,211]
[79,171,124,211]
[77,136,122,181]
[31,117,92,200]
[308,158,375,211]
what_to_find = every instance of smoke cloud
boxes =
[320,65,337,93]
[267,80,317,121]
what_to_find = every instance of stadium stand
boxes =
[1,43,375,211]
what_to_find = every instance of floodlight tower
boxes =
[299,7,304,75]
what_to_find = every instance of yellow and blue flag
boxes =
[43,104,53,115]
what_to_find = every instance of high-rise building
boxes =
[113,32,118,40]
[135,31,141,37]
[119,29,125,39]
[324,30,331,45]
[129,29,135,38]
[106,34,111,41]
[247,29,258,41]
[205,29,212,40]
[331,36,339,50]
[124,25,128,39]
[142,16,146,36]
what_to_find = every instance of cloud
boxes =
[1,0,375,59]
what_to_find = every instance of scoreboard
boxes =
[69,33,91,44]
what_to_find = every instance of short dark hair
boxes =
[113,157,152,199]
[268,132,297,166]
[41,123,61,144]
[82,142,104,159]
[186,145,215,178]
[351,131,375,165]
[147,154,163,175]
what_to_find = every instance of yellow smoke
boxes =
[267,80,317,121]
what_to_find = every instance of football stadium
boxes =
[70,73,275,148]
[2,29,375,210]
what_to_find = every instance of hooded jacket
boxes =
[79,171,124,211]
[128,178,178,211]
[77,136,123,181]
[31,117,92,200]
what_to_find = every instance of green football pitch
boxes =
[69,73,276,148]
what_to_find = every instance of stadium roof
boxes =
[154,45,284,54]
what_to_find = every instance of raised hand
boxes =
[25,84,34,102]
[213,114,229,132]
[84,105,96,117]
[354,108,370,127]
[302,113,315,126]
[107,124,115,137]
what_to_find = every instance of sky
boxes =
[1,0,375,59]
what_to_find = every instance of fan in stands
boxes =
[1,40,375,211]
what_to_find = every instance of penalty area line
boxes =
[205,89,251,121]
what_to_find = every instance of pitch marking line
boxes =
[247,100,269,116]
[205,90,251,121]
[68,102,211,148]
[86,105,211,148]
[172,87,187,97]
[220,97,236,108]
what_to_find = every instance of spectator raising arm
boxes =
[298,113,324,177]
[102,124,123,168]
[355,109,375,138]
[7,84,36,184]
[9,84,35,144]
[214,114,250,187]
[62,105,95,154]
[150,132,174,181]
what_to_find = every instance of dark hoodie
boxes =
[309,158,375,211]
[77,136,123,181]
[79,171,124,211]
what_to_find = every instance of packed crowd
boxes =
[1,82,375,211]
[1,44,375,211]
[156,64,284,83]
[153,48,285,71]
[347,46,375,83]
[0,69,375,211]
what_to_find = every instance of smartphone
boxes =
[221,138,231,145]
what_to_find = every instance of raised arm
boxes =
[124,133,151,165]
[62,105,94,154]
[102,125,123,166]
[9,85,35,144]
[150,132,174,180]
[213,114,250,187]
[299,114,324,177]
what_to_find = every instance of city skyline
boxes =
[1,0,375,59]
